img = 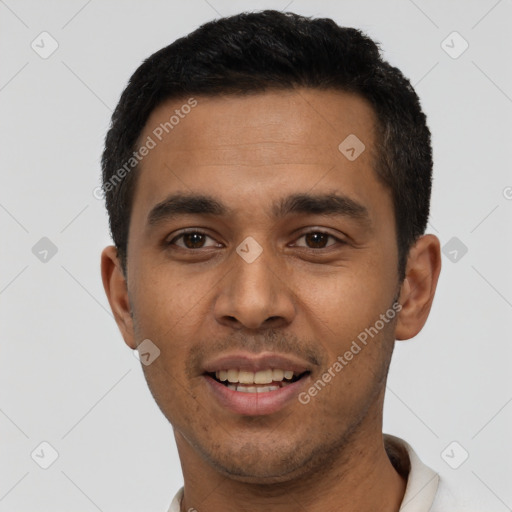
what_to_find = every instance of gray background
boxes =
[1,0,511,510]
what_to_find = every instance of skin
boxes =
[101,89,441,512]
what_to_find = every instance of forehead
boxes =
[141,88,376,165]
[130,88,386,226]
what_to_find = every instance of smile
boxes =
[208,368,309,393]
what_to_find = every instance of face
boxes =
[102,88,438,483]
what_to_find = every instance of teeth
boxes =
[226,384,283,393]
[238,370,254,384]
[214,368,301,384]
[227,369,239,383]
[255,369,273,384]
[272,369,284,381]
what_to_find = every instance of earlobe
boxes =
[395,234,442,341]
[100,246,136,349]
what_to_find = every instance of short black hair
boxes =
[102,10,433,279]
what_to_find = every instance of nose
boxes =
[213,247,296,331]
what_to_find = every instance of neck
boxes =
[174,411,407,512]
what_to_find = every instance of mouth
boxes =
[201,352,314,415]
[205,368,310,393]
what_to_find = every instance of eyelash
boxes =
[167,229,346,250]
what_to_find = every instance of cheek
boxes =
[129,267,212,403]
[141,359,206,432]
[131,262,210,336]
[299,316,395,425]
[294,260,396,348]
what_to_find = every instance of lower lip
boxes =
[203,375,310,416]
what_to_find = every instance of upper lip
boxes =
[202,351,312,374]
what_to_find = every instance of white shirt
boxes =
[166,434,479,511]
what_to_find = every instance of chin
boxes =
[204,443,315,484]
[213,462,306,484]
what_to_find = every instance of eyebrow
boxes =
[147,194,229,226]
[273,193,370,226]
[147,192,371,228]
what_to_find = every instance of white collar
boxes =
[384,434,440,510]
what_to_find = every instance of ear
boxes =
[101,246,136,349]
[395,234,442,341]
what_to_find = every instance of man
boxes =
[99,10,467,511]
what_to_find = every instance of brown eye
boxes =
[168,231,219,249]
[305,232,330,248]
[294,231,341,249]
[181,232,206,248]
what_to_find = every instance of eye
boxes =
[168,230,221,249]
[293,231,344,249]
